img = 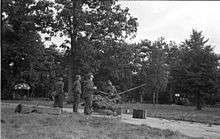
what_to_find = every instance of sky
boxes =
[117,1,220,54]
[44,1,220,54]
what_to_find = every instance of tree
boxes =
[216,67,220,104]
[165,41,180,103]
[49,0,138,95]
[172,30,219,110]
[131,39,169,104]
[95,41,138,94]
[1,0,56,98]
[142,38,169,104]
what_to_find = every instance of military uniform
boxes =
[53,80,64,108]
[72,79,81,112]
[106,85,117,96]
[105,84,121,103]
[83,79,95,115]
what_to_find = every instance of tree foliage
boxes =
[46,0,138,95]
[171,30,219,109]
[1,0,220,110]
[1,0,62,99]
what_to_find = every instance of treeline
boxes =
[1,0,220,109]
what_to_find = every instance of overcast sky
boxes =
[117,1,220,54]
[44,1,220,54]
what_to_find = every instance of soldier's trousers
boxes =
[84,95,92,115]
[73,93,80,112]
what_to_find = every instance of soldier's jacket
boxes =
[83,80,95,97]
[73,80,81,94]
[106,85,117,95]
[105,84,121,101]
[54,81,64,95]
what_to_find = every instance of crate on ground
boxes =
[132,109,146,119]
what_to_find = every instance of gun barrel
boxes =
[118,83,147,95]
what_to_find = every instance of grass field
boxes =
[1,104,194,139]
[2,99,220,125]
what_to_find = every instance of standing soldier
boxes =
[53,77,65,114]
[73,75,82,112]
[83,72,97,115]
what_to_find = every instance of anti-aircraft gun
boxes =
[92,83,147,116]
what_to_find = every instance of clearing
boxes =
[1,103,192,139]
[3,100,220,124]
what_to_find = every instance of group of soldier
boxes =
[53,72,120,115]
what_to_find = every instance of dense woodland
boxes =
[2,0,220,109]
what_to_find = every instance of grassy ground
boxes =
[1,104,195,139]
[2,99,220,125]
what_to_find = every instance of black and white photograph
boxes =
[1,0,220,139]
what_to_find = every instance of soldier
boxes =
[105,80,121,103]
[53,77,65,114]
[83,72,97,115]
[72,75,82,112]
[14,103,23,113]
[106,80,117,96]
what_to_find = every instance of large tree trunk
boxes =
[68,64,73,95]
[68,0,78,96]
[140,93,143,103]
[196,89,202,110]
[156,89,159,104]
[153,91,156,105]
[169,89,173,103]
